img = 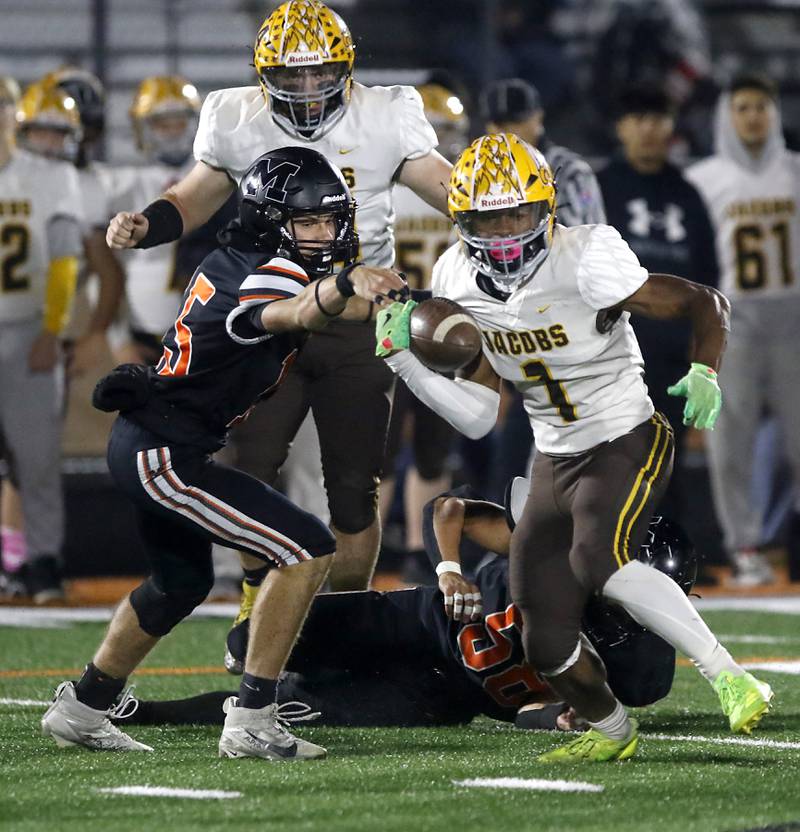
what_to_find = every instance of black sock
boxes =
[243,565,269,587]
[74,662,126,711]
[115,691,234,726]
[238,673,278,709]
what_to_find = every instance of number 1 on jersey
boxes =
[521,358,578,422]
[157,273,215,377]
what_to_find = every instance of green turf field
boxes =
[1,607,798,832]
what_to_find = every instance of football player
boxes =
[383,81,469,581]
[110,488,688,731]
[375,133,774,761]
[105,0,452,593]
[0,78,83,601]
[686,73,800,586]
[111,76,236,366]
[41,147,406,761]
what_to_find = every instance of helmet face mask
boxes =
[261,61,350,140]
[130,76,201,166]
[448,133,557,295]
[140,111,198,166]
[455,201,552,292]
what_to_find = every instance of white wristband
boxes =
[436,560,462,577]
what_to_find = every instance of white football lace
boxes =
[275,701,321,725]
[109,686,140,720]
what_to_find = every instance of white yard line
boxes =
[645,734,800,751]
[693,597,800,615]
[742,660,800,675]
[717,634,800,644]
[454,777,603,793]
[0,603,239,628]
[0,698,50,707]
[96,786,241,800]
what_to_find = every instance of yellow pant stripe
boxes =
[612,415,669,568]
[621,416,673,563]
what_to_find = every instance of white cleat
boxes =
[41,681,153,752]
[218,697,326,761]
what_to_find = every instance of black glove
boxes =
[92,363,153,413]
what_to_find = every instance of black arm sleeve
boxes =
[136,199,185,250]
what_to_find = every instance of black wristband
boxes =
[314,278,341,318]
[136,198,184,249]
[247,303,270,333]
[335,261,361,298]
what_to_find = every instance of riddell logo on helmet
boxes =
[476,194,519,211]
[285,51,324,66]
[322,193,346,204]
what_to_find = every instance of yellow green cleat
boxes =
[537,719,639,763]
[713,670,774,734]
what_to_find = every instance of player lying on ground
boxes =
[110,485,687,730]
[41,147,407,762]
[375,133,774,762]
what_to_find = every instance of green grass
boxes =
[1,610,799,832]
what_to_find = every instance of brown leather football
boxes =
[409,297,482,372]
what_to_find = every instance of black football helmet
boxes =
[237,146,359,279]
[583,515,697,650]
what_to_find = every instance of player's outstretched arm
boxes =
[396,149,452,215]
[259,265,407,333]
[622,273,731,429]
[379,329,502,440]
[106,161,234,249]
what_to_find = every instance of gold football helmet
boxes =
[448,133,557,290]
[253,0,355,140]
[417,83,468,163]
[16,79,82,161]
[130,76,201,165]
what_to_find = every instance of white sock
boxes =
[588,700,633,741]
[602,560,743,684]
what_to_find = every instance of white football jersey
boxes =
[109,160,194,335]
[686,151,800,300]
[0,150,83,324]
[392,184,455,290]
[431,225,654,455]
[194,82,438,268]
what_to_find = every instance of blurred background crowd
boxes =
[1,0,800,603]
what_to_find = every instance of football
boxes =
[409,297,483,373]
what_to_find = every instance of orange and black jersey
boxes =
[127,248,310,451]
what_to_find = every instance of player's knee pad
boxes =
[327,476,378,535]
[129,577,209,637]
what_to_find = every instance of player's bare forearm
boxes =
[83,230,125,332]
[621,273,731,370]
[340,296,374,322]
[164,161,234,234]
[261,274,348,333]
[396,150,451,215]
[432,496,467,564]
[462,501,512,555]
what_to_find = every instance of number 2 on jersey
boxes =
[1,223,31,292]
[157,273,215,377]
[521,358,578,422]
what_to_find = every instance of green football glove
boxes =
[375,299,417,357]
[666,362,722,430]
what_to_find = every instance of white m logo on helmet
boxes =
[261,159,302,204]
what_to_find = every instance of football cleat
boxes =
[537,719,639,763]
[218,697,326,761]
[714,670,774,734]
[41,681,153,751]
[223,580,259,675]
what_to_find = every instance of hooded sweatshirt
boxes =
[685,92,800,303]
